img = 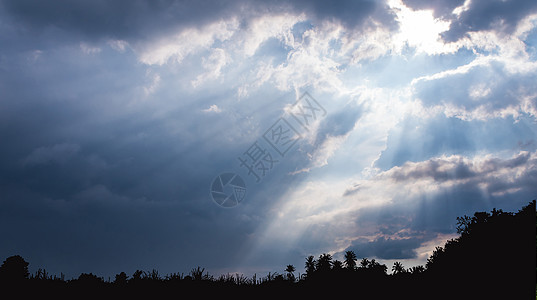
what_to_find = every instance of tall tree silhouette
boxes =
[304,255,316,279]
[315,253,333,273]
[343,250,357,270]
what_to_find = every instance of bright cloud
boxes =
[202,104,222,113]
[389,0,455,55]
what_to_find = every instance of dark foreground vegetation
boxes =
[1,201,535,299]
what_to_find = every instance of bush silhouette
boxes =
[76,273,103,285]
[114,272,128,285]
[0,255,29,282]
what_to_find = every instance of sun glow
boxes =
[389,0,453,54]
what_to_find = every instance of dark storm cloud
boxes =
[380,149,537,200]
[0,38,244,202]
[22,143,81,166]
[403,0,537,42]
[388,157,474,182]
[0,0,237,40]
[0,23,324,276]
[0,36,273,278]
[298,0,396,29]
[0,88,269,276]
[0,184,263,278]
[386,150,531,183]
[0,0,394,42]
[445,0,537,41]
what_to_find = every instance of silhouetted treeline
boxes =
[0,201,535,299]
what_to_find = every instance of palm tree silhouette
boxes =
[304,255,316,278]
[332,260,343,270]
[408,265,425,274]
[285,264,296,282]
[359,258,369,269]
[391,262,406,275]
[316,253,333,273]
[344,250,357,270]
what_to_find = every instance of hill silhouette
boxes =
[0,200,535,299]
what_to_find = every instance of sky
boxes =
[0,0,536,279]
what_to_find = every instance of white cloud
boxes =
[350,26,394,63]
[240,13,305,56]
[107,39,129,53]
[143,70,161,96]
[202,104,222,113]
[410,56,492,86]
[80,42,101,55]
[452,0,472,17]
[245,21,346,93]
[191,48,230,87]
[468,82,492,100]
[234,16,350,97]
[406,12,537,122]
